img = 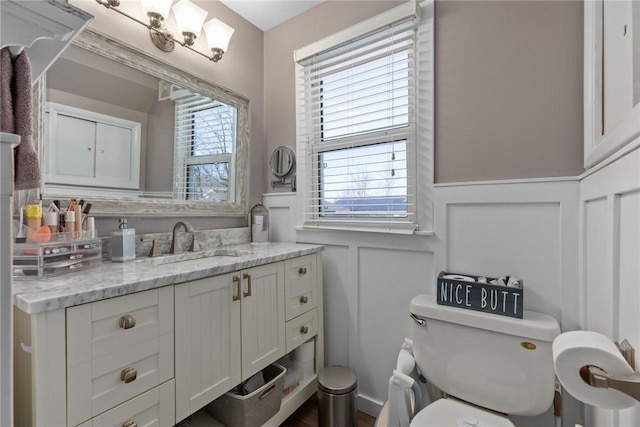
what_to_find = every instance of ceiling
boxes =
[218,0,323,31]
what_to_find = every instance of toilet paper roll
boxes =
[441,274,475,282]
[553,331,636,409]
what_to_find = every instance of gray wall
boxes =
[435,0,584,182]
[263,0,584,185]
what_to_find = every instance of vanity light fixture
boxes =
[96,0,234,62]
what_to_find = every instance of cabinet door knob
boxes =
[87,147,92,152]
[299,295,309,304]
[243,272,252,297]
[122,421,137,427]
[232,276,241,301]
[120,367,137,383]
[300,325,309,334]
[298,267,307,275]
[119,314,136,330]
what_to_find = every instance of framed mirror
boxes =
[270,146,295,178]
[36,29,249,217]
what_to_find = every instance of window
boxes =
[173,93,237,202]
[295,1,433,233]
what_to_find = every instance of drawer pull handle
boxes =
[298,267,307,275]
[119,314,136,330]
[122,421,137,427]
[120,367,137,384]
[243,272,252,297]
[300,325,309,334]
[299,295,309,304]
[232,276,241,301]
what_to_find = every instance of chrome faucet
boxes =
[169,221,195,254]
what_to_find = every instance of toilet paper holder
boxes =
[581,364,640,403]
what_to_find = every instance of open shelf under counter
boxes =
[189,374,318,427]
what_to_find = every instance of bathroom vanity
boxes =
[12,242,324,427]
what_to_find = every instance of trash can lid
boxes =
[317,366,357,395]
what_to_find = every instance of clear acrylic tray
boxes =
[13,232,102,279]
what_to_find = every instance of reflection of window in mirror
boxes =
[172,90,237,202]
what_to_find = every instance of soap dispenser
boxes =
[112,218,136,262]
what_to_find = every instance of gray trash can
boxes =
[317,366,357,427]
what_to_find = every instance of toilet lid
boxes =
[410,398,515,427]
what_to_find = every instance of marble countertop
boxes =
[13,242,324,315]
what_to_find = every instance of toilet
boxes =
[406,294,560,426]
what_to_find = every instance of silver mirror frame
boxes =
[269,146,295,178]
[36,29,250,217]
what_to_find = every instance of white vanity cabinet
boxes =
[174,262,286,422]
[13,249,323,427]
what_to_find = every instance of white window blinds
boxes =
[296,12,419,233]
[173,92,237,202]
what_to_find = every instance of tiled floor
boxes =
[280,395,376,427]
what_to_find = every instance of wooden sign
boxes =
[436,272,524,319]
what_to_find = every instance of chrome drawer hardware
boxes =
[232,275,241,301]
[300,325,309,334]
[298,267,307,275]
[119,314,136,330]
[299,295,309,304]
[243,272,252,297]
[121,421,137,427]
[120,367,137,383]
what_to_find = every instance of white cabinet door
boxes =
[174,273,241,422]
[584,0,640,167]
[240,262,286,381]
[50,114,96,180]
[45,102,141,189]
[95,123,135,187]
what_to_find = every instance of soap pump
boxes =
[112,218,136,262]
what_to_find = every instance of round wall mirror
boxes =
[270,146,295,178]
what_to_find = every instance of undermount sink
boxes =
[134,248,251,266]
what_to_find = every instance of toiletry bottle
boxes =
[111,218,136,262]
[250,202,269,244]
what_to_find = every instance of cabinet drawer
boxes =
[67,287,173,363]
[76,380,175,427]
[286,308,318,353]
[284,254,318,321]
[67,287,174,426]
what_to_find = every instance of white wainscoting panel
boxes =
[264,180,580,424]
[263,192,297,243]
[358,247,434,408]
[580,145,640,427]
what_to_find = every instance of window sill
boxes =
[298,221,431,236]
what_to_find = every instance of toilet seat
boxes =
[409,398,515,427]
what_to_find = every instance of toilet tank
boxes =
[410,294,560,416]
